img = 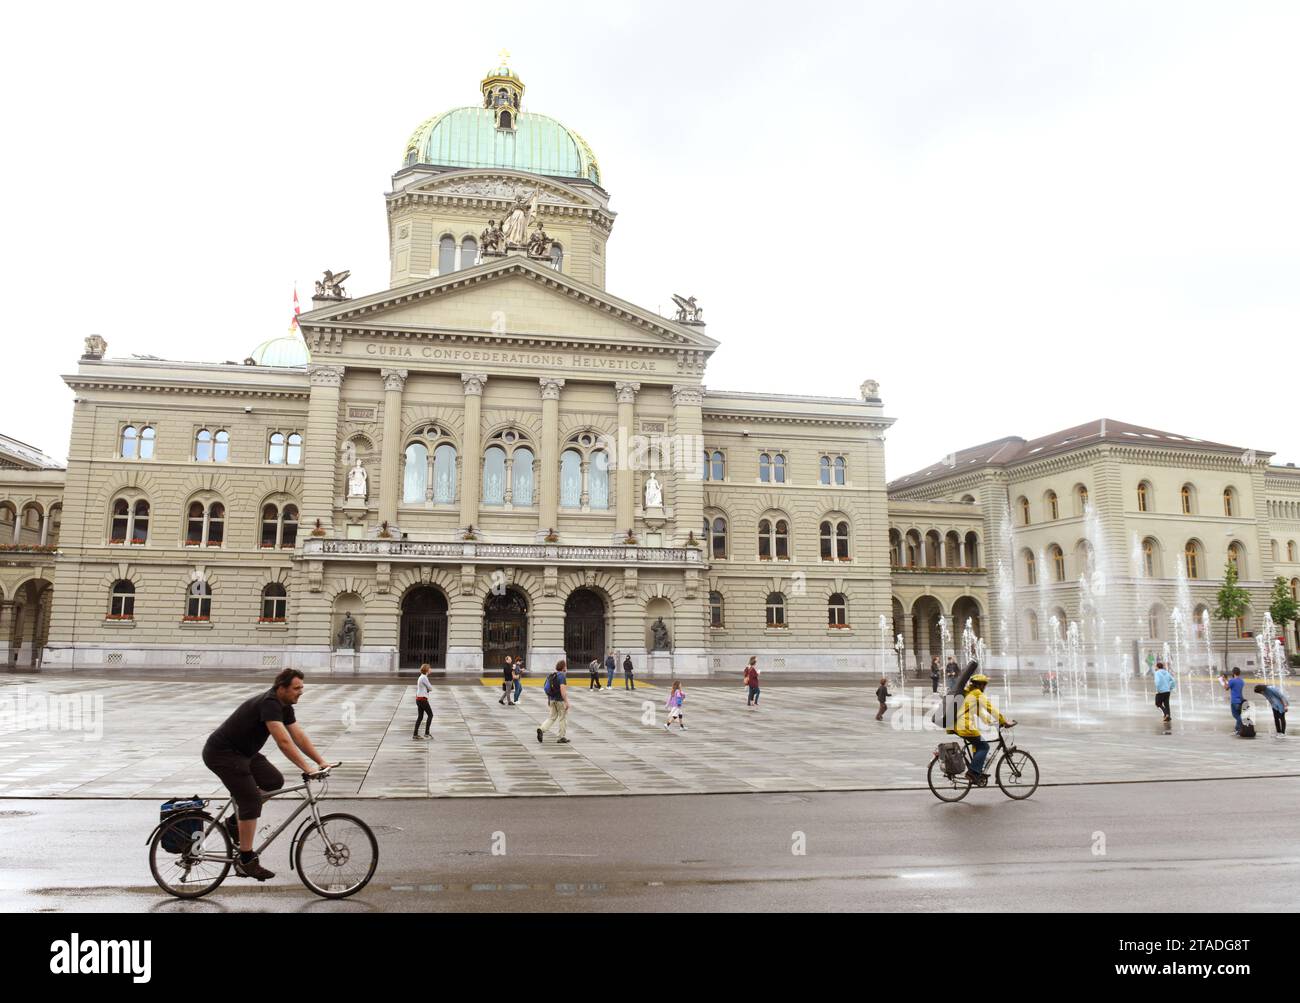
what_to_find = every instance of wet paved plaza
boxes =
[0,673,1295,800]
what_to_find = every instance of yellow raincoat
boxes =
[951,687,1008,738]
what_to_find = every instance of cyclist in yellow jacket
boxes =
[951,673,1015,783]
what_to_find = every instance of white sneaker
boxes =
[664,723,670,730]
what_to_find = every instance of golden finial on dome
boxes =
[482,54,524,131]
[498,48,511,64]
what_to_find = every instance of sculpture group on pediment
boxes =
[527,220,554,260]
[480,219,506,256]
[501,189,540,248]
[315,269,351,300]
[672,294,704,325]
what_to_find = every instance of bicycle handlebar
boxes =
[302,762,343,781]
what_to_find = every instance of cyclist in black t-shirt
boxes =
[202,668,328,882]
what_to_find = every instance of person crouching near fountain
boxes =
[1153,661,1175,724]
[949,668,1015,784]
[1255,685,1289,737]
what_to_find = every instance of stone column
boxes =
[615,382,640,535]
[460,375,488,531]
[0,603,11,665]
[939,538,947,568]
[538,378,565,534]
[958,539,967,568]
[671,385,706,546]
[378,369,408,528]
[305,365,345,535]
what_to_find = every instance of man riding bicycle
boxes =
[202,669,329,881]
[949,672,1016,784]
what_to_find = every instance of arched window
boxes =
[766,593,786,628]
[828,593,848,628]
[905,531,922,568]
[821,522,834,561]
[775,520,789,559]
[461,236,479,268]
[185,581,212,621]
[559,450,583,509]
[483,447,507,506]
[1019,497,1031,525]
[549,243,564,271]
[185,500,224,547]
[820,457,831,486]
[510,446,534,507]
[821,521,851,561]
[965,532,980,568]
[1224,488,1237,517]
[1228,542,1245,577]
[268,433,287,465]
[121,425,153,459]
[1185,540,1202,580]
[261,503,298,549]
[1024,550,1037,586]
[709,451,726,482]
[1137,482,1151,512]
[281,505,299,548]
[110,498,149,545]
[195,429,212,463]
[706,515,728,560]
[1272,540,1280,562]
[758,518,791,560]
[888,529,903,567]
[108,580,135,620]
[1025,610,1039,643]
[834,457,846,485]
[1181,484,1195,515]
[260,584,288,623]
[1292,579,1299,602]
[428,444,455,505]
[1142,538,1157,578]
[195,429,230,463]
[1050,545,1066,582]
[589,451,610,511]
[1077,485,1089,513]
[758,519,772,560]
[1290,541,1298,564]
[438,235,456,274]
[287,434,303,464]
[404,443,429,503]
[774,454,786,484]
[1047,491,1059,521]
[709,591,725,629]
[759,453,772,482]
[268,432,303,465]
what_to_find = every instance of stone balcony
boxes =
[302,538,703,569]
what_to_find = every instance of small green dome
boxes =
[403,107,601,185]
[250,332,310,368]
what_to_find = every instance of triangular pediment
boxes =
[300,257,719,355]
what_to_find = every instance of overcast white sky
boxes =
[2,1,1295,479]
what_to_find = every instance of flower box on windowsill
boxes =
[206,541,223,548]
[258,617,287,625]
[828,623,852,630]
[837,557,852,562]
[180,617,212,628]
[765,624,789,631]
[759,556,773,561]
[103,616,136,627]
[109,539,126,546]
[184,541,202,548]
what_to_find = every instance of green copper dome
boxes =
[250,332,310,368]
[403,107,601,185]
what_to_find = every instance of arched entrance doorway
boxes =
[400,587,448,670]
[564,589,607,668]
[483,589,528,671]
[911,596,944,673]
[9,580,52,670]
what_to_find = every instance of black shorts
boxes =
[202,742,285,820]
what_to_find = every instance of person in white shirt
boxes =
[413,664,434,739]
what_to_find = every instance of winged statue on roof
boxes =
[315,270,351,300]
[501,189,541,248]
[672,294,703,325]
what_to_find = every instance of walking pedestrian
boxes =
[623,653,635,690]
[1255,684,1289,737]
[1153,661,1174,723]
[929,660,941,694]
[499,655,515,706]
[536,659,572,745]
[1221,668,1246,733]
[743,657,760,708]
[945,658,959,684]
[588,657,603,690]
[875,677,891,721]
[663,680,686,731]
[413,663,434,739]
[605,650,617,690]
[512,660,524,705]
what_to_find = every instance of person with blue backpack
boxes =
[536,659,572,745]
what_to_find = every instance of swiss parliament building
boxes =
[2,63,1296,677]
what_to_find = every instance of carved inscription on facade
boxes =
[362,343,659,371]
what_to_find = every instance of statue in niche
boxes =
[348,460,368,499]
[651,618,671,651]
[501,189,540,248]
[336,613,359,651]
[644,472,663,509]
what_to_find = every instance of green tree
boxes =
[1268,576,1299,647]
[1213,562,1251,675]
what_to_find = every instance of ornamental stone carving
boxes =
[860,380,881,402]
[382,369,409,393]
[461,374,489,397]
[615,382,642,405]
[539,378,566,401]
[671,385,705,407]
[308,365,346,388]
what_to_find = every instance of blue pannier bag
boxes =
[159,796,206,853]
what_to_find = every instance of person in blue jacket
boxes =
[1221,668,1246,734]
[1254,684,1289,737]
[1153,661,1175,723]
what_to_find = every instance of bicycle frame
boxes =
[188,775,332,867]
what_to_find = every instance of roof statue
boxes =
[527,219,554,260]
[672,294,704,326]
[501,189,540,249]
[315,270,351,300]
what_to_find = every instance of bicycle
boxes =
[146,763,378,900]
[927,725,1039,803]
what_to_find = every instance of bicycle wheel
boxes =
[294,813,378,899]
[927,756,973,803]
[995,749,1040,800]
[149,813,232,899]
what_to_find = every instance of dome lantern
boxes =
[481,50,524,132]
